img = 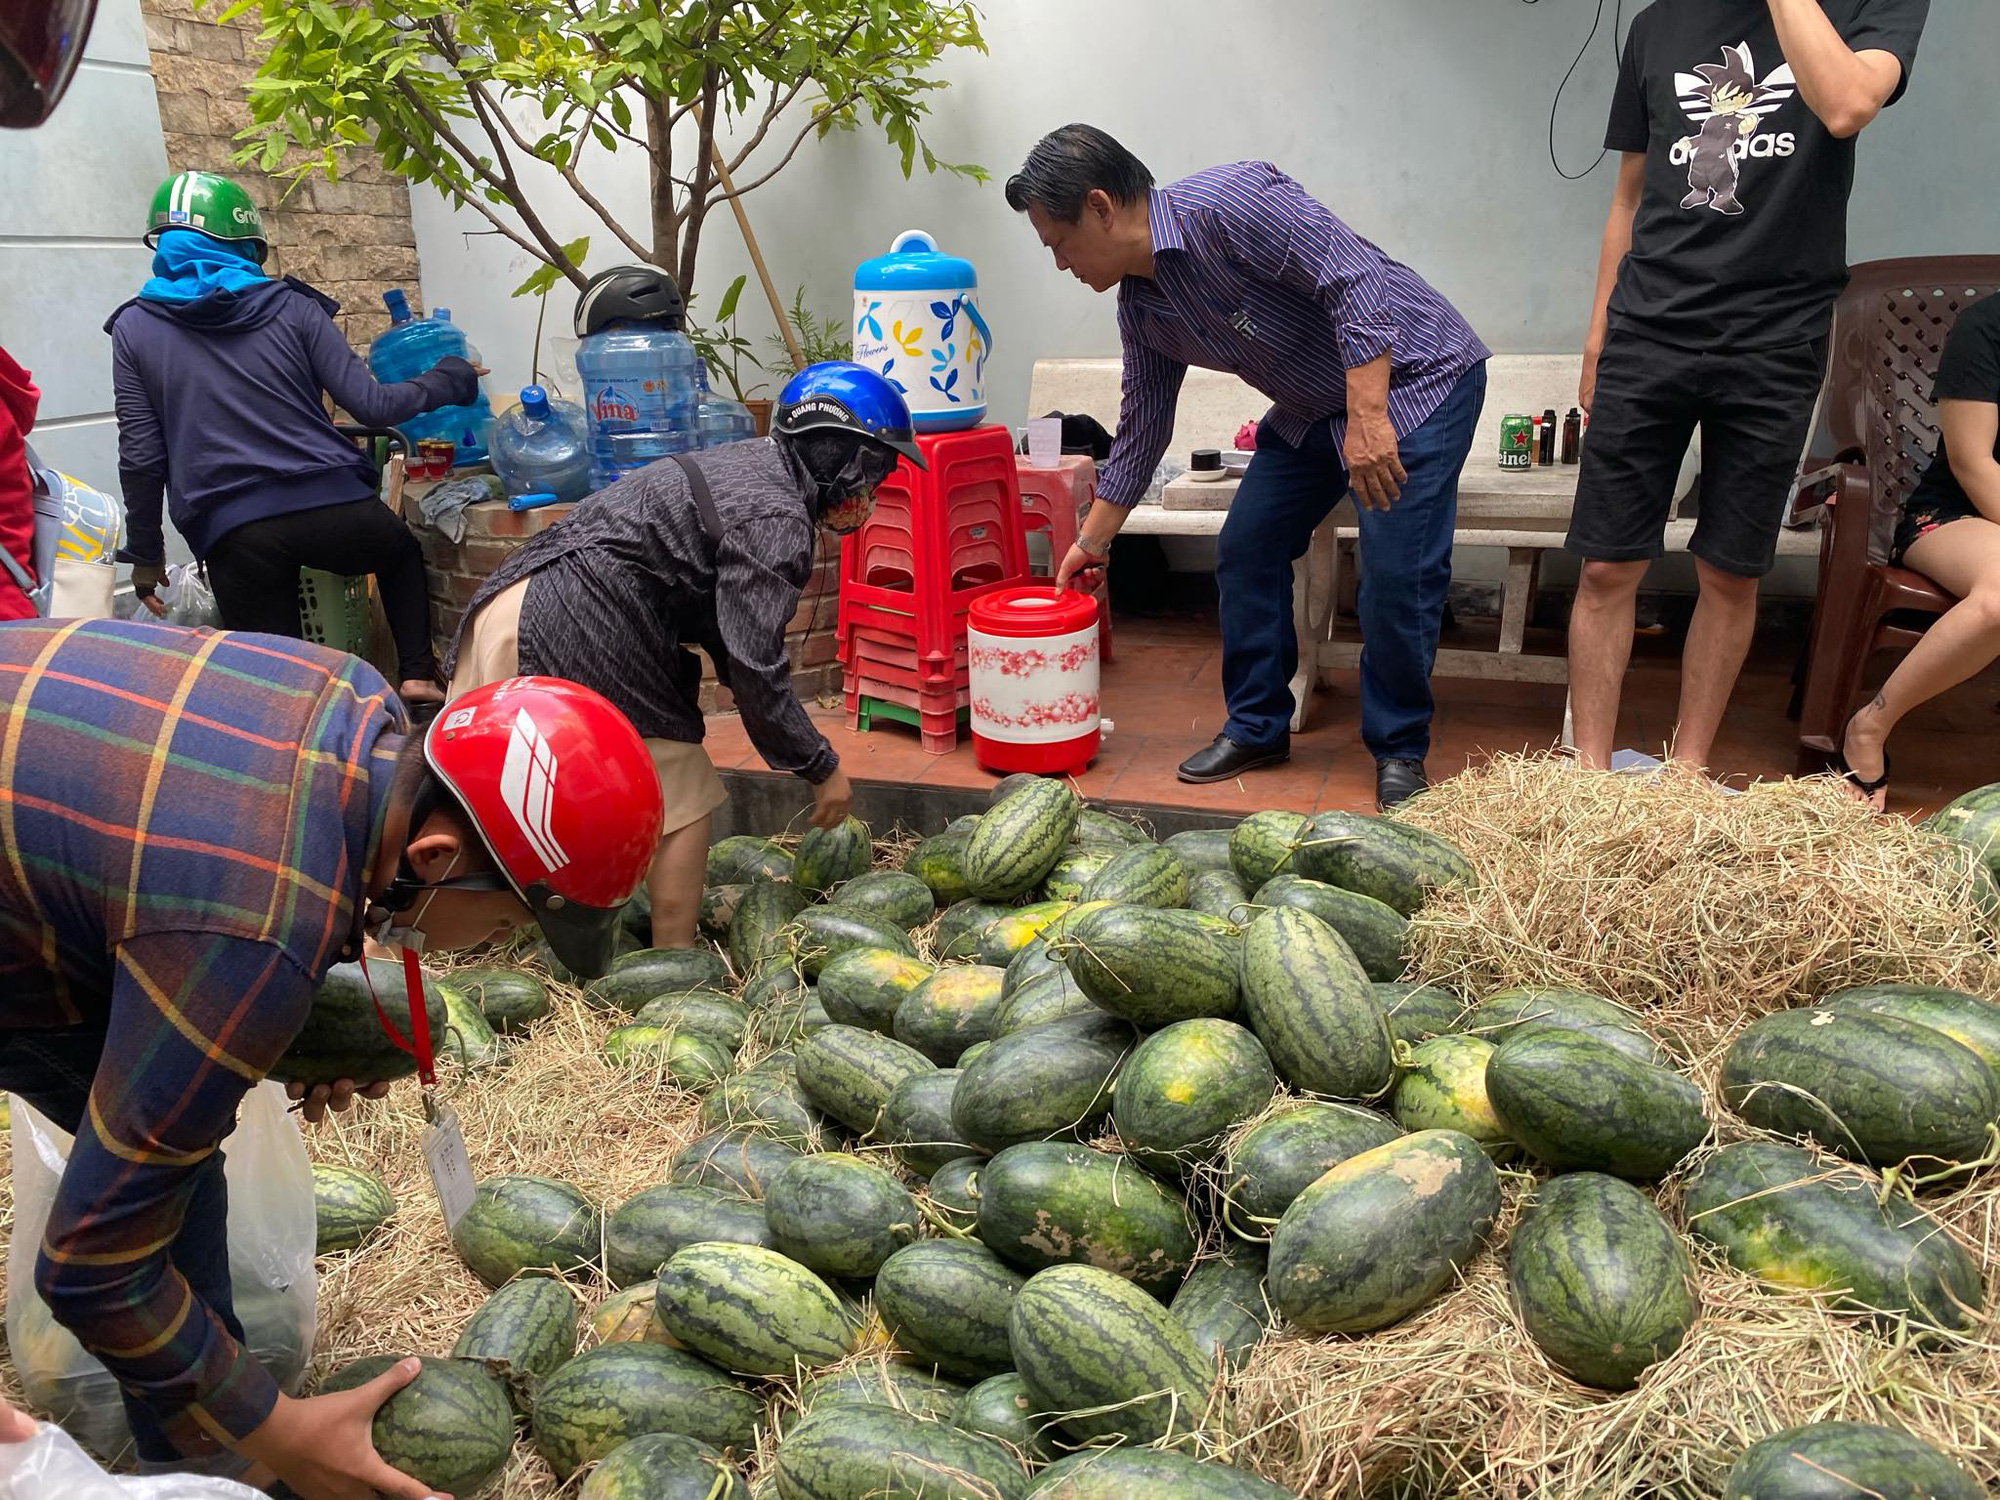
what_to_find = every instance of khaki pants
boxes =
[449,577,728,835]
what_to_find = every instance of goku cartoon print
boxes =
[1673,44,1797,216]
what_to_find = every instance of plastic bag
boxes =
[5,1084,318,1464]
[0,1422,262,1500]
[157,563,221,629]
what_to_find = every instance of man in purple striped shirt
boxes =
[1007,125,1489,808]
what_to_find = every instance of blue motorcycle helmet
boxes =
[772,362,926,528]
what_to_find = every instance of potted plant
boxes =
[769,285,854,369]
[690,275,772,431]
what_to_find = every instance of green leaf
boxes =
[513,260,566,297]
[715,273,747,323]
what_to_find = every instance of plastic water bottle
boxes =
[574,316,701,488]
[694,366,757,448]
[491,386,593,504]
[367,290,494,462]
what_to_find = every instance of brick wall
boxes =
[140,0,422,349]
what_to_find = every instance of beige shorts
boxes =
[449,576,728,836]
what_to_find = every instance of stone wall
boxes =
[139,0,421,349]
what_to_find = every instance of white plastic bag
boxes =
[4,1084,318,1464]
[157,563,220,629]
[0,1422,262,1500]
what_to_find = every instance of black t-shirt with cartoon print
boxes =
[1604,0,1928,350]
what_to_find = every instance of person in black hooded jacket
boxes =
[106,171,479,706]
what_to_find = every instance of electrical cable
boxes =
[1522,0,1625,180]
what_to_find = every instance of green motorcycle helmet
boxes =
[144,170,267,262]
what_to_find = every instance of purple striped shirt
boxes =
[1097,162,1491,508]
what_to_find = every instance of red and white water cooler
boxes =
[967,586,1102,775]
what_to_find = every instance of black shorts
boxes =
[1892,486,1982,565]
[1566,327,1827,578]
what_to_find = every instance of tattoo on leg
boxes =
[1868,693,1886,713]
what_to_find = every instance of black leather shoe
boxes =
[1178,732,1289,784]
[1375,757,1429,811]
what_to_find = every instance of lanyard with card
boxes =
[362,946,477,1228]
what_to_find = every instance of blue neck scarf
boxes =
[139,230,269,304]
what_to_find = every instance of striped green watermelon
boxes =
[743,963,804,1009]
[1001,937,1066,997]
[453,1275,578,1403]
[1071,807,1151,850]
[698,1068,823,1148]
[1081,845,1190,908]
[1390,1033,1512,1156]
[794,1024,935,1135]
[795,816,874,897]
[1041,849,1112,902]
[990,975,1099,1036]
[793,908,919,980]
[1507,1172,1695,1390]
[755,991,831,1049]
[1239,907,1394,1100]
[936,898,1015,961]
[1029,1447,1297,1498]
[654,1242,854,1378]
[579,1432,747,1500]
[892,965,1008,1064]
[698,883,747,940]
[1060,904,1241,1025]
[1487,1029,1708,1180]
[634,991,750,1052]
[621,890,653,948]
[1377,982,1465,1045]
[1253,875,1407,982]
[270,957,447,1086]
[1168,1247,1270,1371]
[605,1184,775,1287]
[953,1373,1054,1462]
[1293,810,1470,916]
[947,813,985,835]
[949,1011,1133,1152]
[1007,1264,1212,1447]
[1462,988,1665,1065]
[530,1342,759,1477]
[1722,1421,1982,1500]
[874,1237,1026,1381]
[965,780,1081,900]
[1229,810,1307,889]
[976,900,1077,967]
[1929,803,2000,888]
[795,1359,968,1422]
[1818,984,2000,1086]
[706,835,795,886]
[1218,1102,1403,1237]
[1268,1130,1500,1333]
[817,948,935,1033]
[667,1127,803,1198]
[976,1141,1196,1295]
[312,1163,394,1255]
[1111,1018,1276,1173]
[452,1174,599,1287]
[1684,1140,1981,1336]
[883,1069,979,1175]
[989,773,1048,807]
[1187,867,1252,921]
[1720,1008,1997,1167]
[730,880,812,975]
[772,1404,1027,1500]
[590,948,732,1012]
[765,1152,920,1279]
[925,1156,984,1233]
[831,870,937,930]
[904,831,976,906]
[602,1024,731,1086]
[444,965,551,1033]
[1164,827,1237,874]
[321,1356,514,1497]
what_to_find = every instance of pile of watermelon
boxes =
[287,771,2000,1499]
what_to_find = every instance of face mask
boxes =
[820,489,879,535]
[370,847,463,955]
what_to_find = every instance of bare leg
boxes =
[1566,558,1650,768]
[1841,518,2000,810]
[1671,557,1761,770]
[648,812,711,949]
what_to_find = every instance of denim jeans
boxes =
[1214,363,1488,759]
[0,1023,240,1465]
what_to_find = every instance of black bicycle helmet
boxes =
[573,265,686,337]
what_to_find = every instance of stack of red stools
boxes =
[838,424,1032,752]
[1014,453,1112,664]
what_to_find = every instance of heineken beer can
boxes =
[1499,413,1534,470]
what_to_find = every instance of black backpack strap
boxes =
[670,454,725,544]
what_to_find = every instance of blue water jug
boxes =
[491,386,593,504]
[367,290,494,462]
[574,314,701,489]
[693,367,757,448]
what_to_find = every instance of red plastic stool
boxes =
[1014,454,1113,665]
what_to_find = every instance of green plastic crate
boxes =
[298,568,372,657]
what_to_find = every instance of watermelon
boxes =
[698,883,748,940]
[1002,935,1067,995]
[743,964,805,1009]
[730,880,812,975]
[1029,1448,1297,1499]
[965,780,1081,900]
[989,772,1048,807]
[925,1157,985,1233]
[668,1127,802,1198]
[1072,807,1150,850]
[592,1281,671,1346]
[1111,1018,1276,1173]
[1187,868,1252,922]
[320,1356,514,1497]
[1169,1248,1270,1371]
[755,992,831,1049]
[1683,1141,1981,1336]
[1377,982,1465,1045]
[605,1184,775,1287]
[1390,1033,1512,1156]
[1461,988,1665,1066]
[453,1275,578,1402]
[531,1342,759,1476]
[1506,1172,1696,1390]
[817,948,935,1033]
[1164,827,1237,874]
[1229,810,1307,889]
[772,1405,1028,1500]
[954,1374,1055,1463]
[795,816,874,896]
[947,813,985,835]
[579,1432,747,1500]
[904,832,976,906]
[634,991,751,1052]
[270,957,447,1086]
[602,1024,732,1085]
[1818,984,2000,1086]
[1217,1102,1403,1237]
[1722,1421,1982,1500]
[976,900,1076,967]
[883,1069,979,1175]
[312,1163,394,1255]
[698,1068,823,1148]
[654,1242,854,1377]
[1931,803,2000,888]
[590,947,732,1012]
[1720,1008,1998,1167]
[764,1152,921,1279]
[991,976,1099,1036]
[1487,1029,1708,1180]
[1239,907,1394,1100]
[1041,849,1112,902]
[1293,809,1470,915]
[794,1024,935,1135]
[706,834,795,886]
[1007,1264,1211,1447]
[1268,1129,1500,1334]
[452,1174,599,1287]
[1081,845,1190,908]
[620,890,653,947]
[1060,904,1241,1025]
[893,965,1008,1064]
[1253,875,1408,983]
[795,1360,968,1422]
[444,965,551,1033]
[949,1011,1133,1152]
[936,898,1014,961]
[975,1141,1196,1295]
[831,869,937,930]
[874,1238,1026,1381]
[793,908,919,980]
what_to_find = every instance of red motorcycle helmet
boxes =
[424,677,665,978]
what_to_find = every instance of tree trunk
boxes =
[675,65,721,298]
[645,92,677,273]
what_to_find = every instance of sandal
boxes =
[1835,716,1891,812]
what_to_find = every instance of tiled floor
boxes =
[705,607,1999,820]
